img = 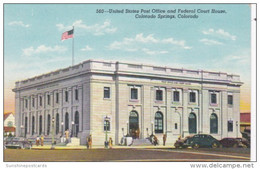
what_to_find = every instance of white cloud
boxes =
[225,54,250,64]
[56,20,117,36]
[200,38,223,45]
[8,21,30,28]
[108,33,191,51]
[202,28,236,41]
[142,48,168,55]
[22,45,67,56]
[81,45,93,51]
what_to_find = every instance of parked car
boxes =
[185,134,220,148]
[174,136,192,149]
[4,137,32,149]
[219,137,249,148]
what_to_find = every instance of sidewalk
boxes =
[31,145,174,150]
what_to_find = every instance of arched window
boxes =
[75,111,79,137]
[155,111,163,133]
[31,116,35,135]
[39,115,42,135]
[56,113,59,135]
[210,113,218,134]
[189,113,197,134]
[65,113,69,131]
[47,114,51,135]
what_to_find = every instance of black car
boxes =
[185,134,220,148]
[4,137,32,149]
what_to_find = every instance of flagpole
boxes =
[72,26,74,66]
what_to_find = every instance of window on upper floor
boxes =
[156,89,163,101]
[211,93,217,104]
[32,98,35,107]
[65,91,68,102]
[47,94,50,105]
[39,96,42,106]
[25,99,28,108]
[228,95,233,105]
[7,121,13,127]
[104,87,110,99]
[131,88,138,100]
[56,93,59,103]
[189,92,196,103]
[75,89,78,100]
[173,91,180,102]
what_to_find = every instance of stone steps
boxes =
[131,138,152,146]
[66,137,80,146]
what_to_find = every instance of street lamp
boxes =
[71,121,75,137]
[104,116,110,148]
[151,121,154,135]
[126,121,129,136]
[236,121,238,138]
[61,122,64,136]
[20,125,24,138]
[51,117,55,149]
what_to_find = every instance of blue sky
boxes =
[4,4,251,112]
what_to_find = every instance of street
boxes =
[4,148,250,162]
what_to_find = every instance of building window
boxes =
[25,99,28,108]
[210,113,218,134]
[228,120,233,132]
[75,111,79,137]
[75,89,78,100]
[7,121,13,127]
[32,98,35,107]
[228,95,233,105]
[189,113,197,133]
[65,91,68,102]
[56,113,59,135]
[56,93,59,103]
[155,111,163,133]
[131,88,138,100]
[175,123,178,129]
[39,96,42,106]
[104,119,111,131]
[47,114,51,135]
[32,116,35,135]
[211,93,217,104]
[104,87,110,99]
[24,117,28,137]
[39,115,42,135]
[173,91,180,102]
[156,89,163,101]
[47,94,50,105]
[65,113,69,131]
[189,92,196,103]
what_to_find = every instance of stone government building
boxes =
[12,59,242,145]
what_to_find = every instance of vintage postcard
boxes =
[2,1,257,168]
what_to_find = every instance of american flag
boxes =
[61,29,74,41]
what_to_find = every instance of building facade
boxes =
[12,59,242,145]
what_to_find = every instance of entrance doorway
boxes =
[74,111,79,137]
[129,111,139,139]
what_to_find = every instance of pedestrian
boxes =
[65,129,69,143]
[109,137,113,149]
[163,133,167,146]
[88,135,92,149]
[36,136,40,146]
[153,135,158,146]
[40,135,44,146]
